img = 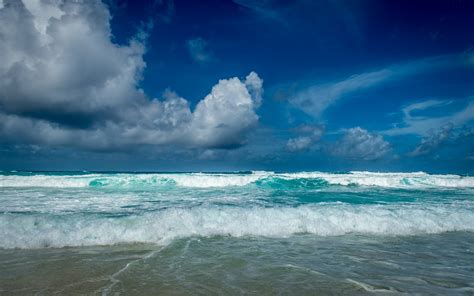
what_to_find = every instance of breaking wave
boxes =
[1,203,473,249]
[1,171,473,189]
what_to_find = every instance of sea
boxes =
[0,171,473,295]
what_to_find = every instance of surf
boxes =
[1,171,473,189]
[1,202,474,249]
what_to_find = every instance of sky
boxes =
[0,0,473,173]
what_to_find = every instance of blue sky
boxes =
[0,0,473,172]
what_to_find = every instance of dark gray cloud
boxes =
[330,127,391,160]
[0,0,263,152]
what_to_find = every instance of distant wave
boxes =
[1,171,473,189]
[1,203,473,249]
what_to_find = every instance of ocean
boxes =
[0,171,473,295]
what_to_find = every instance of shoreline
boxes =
[1,233,473,295]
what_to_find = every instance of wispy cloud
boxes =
[153,0,175,24]
[383,98,474,156]
[384,99,474,136]
[290,69,392,117]
[232,0,284,24]
[288,54,474,118]
[186,37,213,63]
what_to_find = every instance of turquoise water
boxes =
[0,171,474,294]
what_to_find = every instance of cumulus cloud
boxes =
[244,71,263,107]
[409,123,454,156]
[286,137,312,152]
[0,0,263,151]
[286,125,324,152]
[330,127,391,160]
[186,37,213,63]
[189,73,262,148]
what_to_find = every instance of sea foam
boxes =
[0,171,473,189]
[1,203,473,249]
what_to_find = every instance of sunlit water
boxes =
[1,171,473,295]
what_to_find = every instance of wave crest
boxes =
[1,171,473,189]
[1,203,473,249]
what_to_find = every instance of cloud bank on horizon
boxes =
[0,0,473,172]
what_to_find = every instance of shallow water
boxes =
[1,234,473,295]
[0,171,473,294]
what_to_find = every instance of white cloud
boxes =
[190,73,262,148]
[330,127,391,160]
[0,0,263,151]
